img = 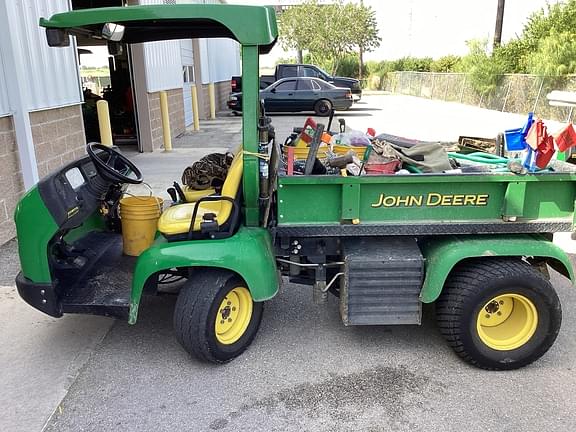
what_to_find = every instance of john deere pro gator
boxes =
[15,4,576,370]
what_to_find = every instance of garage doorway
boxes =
[72,0,139,149]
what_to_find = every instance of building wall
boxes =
[0,116,21,243]
[143,40,183,93]
[2,0,83,112]
[199,38,240,85]
[30,105,86,178]
[147,88,185,150]
[0,62,9,117]
[0,0,86,244]
[0,105,85,244]
[199,81,230,117]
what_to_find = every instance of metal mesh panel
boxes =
[387,71,576,124]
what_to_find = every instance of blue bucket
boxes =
[504,128,526,151]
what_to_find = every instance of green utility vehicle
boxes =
[15,4,576,370]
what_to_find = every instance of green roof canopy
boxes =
[40,4,277,53]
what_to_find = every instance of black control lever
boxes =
[167,187,178,203]
[172,182,187,203]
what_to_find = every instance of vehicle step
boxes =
[340,237,423,326]
[56,232,135,320]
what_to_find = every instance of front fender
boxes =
[129,227,278,324]
[420,234,575,303]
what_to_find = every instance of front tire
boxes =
[436,258,562,370]
[314,99,333,116]
[173,269,263,363]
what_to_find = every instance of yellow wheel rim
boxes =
[476,293,538,351]
[214,287,253,345]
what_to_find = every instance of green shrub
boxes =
[458,39,505,95]
[430,55,461,72]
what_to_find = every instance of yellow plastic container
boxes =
[119,196,163,256]
[283,144,329,160]
[333,145,367,159]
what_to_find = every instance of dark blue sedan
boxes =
[227,77,353,116]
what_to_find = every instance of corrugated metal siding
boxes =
[0,55,9,117]
[11,0,82,111]
[141,0,183,91]
[143,41,183,92]
[200,38,240,84]
[177,0,240,84]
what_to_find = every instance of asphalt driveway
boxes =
[44,267,576,432]
[4,94,576,432]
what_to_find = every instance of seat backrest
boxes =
[216,150,243,226]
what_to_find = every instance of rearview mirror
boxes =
[102,23,125,42]
[46,28,70,47]
[270,88,276,93]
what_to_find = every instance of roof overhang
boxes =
[40,4,278,54]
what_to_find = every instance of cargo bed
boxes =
[275,160,576,237]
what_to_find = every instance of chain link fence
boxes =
[383,71,576,123]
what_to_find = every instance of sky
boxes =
[80,0,562,68]
[228,0,563,66]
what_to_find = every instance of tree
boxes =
[278,0,380,76]
[350,2,381,80]
[277,1,318,63]
[458,39,505,95]
[527,32,576,76]
[493,0,576,75]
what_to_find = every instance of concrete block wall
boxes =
[30,105,86,178]
[200,81,230,117]
[147,88,185,150]
[0,117,22,243]
[0,104,86,244]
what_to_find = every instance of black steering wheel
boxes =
[87,143,143,185]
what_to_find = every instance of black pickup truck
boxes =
[231,63,362,101]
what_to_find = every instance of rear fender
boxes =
[129,227,278,324]
[420,234,575,303]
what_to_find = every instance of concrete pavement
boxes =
[42,269,576,432]
[3,94,576,431]
[0,241,113,432]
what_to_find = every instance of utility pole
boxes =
[493,0,505,50]
[359,0,364,81]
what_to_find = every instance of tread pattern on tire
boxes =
[436,258,560,370]
[173,269,262,364]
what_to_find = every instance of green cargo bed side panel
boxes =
[420,234,575,303]
[129,227,278,323]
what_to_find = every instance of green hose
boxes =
[448,152,509,165]
[405,164,423,173]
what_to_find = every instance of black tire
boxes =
[314,99,333,116]
[436,258,562,370]
[173,269,263,364]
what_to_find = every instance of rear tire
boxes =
[314,99,333,116]
[436,258,561,370]
[173,269,263,364]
